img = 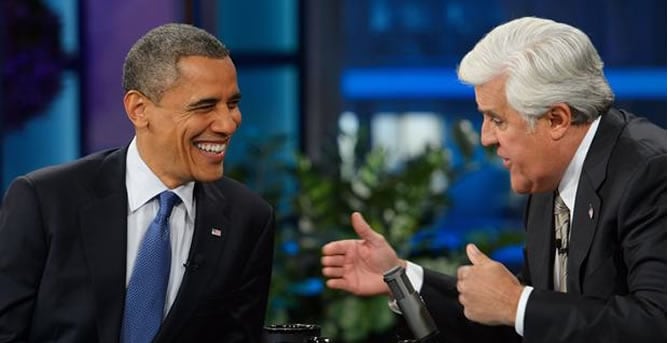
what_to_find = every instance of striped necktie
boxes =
[553,193,570,292]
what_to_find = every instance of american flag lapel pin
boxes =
[211,228,222,237]
[588,204,594,219]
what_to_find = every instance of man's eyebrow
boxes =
[229,92,242,102]
[478,108,499,117]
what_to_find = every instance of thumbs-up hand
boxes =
[456,244,523,326]
[466,243,492,265]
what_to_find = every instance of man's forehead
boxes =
[474,76,507,111]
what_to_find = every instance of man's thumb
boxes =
[351,212,382,243]
[466,244,490,265]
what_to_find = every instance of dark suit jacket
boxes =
[0,146,275,342]
[419,108,666,343]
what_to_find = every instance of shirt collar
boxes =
[557,116,601,211]
[126,137,195,219]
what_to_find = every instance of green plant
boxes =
[294,143,454,341]
[228,119,486,342]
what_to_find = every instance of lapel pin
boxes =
[211,228,222,237]
[588,204,594,219]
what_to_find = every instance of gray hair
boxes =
[457,17,614,126]
[122,23,230,102]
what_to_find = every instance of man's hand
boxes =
[321,212,404,296]
[457,244,523,326]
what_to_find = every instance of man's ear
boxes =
[124,90,150,128]
[547,103,571,140]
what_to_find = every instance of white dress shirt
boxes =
[404,116,601,336]
[125,137,196,317]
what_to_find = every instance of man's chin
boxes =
[509,178,533,194]
[194,169,225,183]
[510,178,554,194]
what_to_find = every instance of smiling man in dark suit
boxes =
[321,17,666,343]
[0,23,275,342]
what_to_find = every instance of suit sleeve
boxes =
[524,154,667,343]
[420,268,521,343]
[0,177,48,342]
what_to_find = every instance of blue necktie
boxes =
[122,191,181,343]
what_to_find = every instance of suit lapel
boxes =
[567,109,625,294]
[567,180,600,294]
[526,192,554,290]
[78,148,129,342]
[156,182,230,341]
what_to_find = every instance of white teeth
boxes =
[196,143,226,153]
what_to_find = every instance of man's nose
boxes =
[479,120,497,147]
[211,110,241,134]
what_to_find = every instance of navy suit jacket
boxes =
[419,108,666,343]
[0,146,275,342]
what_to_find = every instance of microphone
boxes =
[183,254,204,271]
[383,265,439,342]
[555,239,568,254]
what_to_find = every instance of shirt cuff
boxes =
[514,286,533,336]
[405,261,424,292]
[388,261,424,313]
